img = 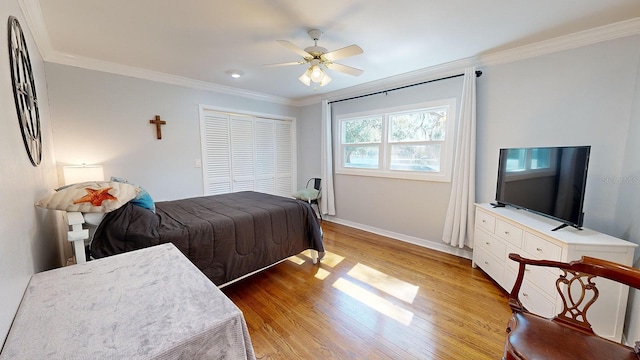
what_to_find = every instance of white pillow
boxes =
[83,212,106,225]
[36,181,139,213]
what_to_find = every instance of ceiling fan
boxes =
[265,29,364,87]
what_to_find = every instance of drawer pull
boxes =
[523,293,529,297]
[482,220,486,223]
[485,241,490,245]
[536,247,543,251]
[504,231,510,235]
[484,261,489,265]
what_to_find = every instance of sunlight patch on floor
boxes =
[315,267,331,280]
[296,250,345,268]
[333,278,414,326]
[318,251,345,268]
[347,263,419,303]
[287,256,306,265]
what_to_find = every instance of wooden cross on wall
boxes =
[149,115,166,139]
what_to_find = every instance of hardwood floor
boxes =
[222,221,512,360]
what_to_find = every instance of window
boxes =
[337,99,456,182]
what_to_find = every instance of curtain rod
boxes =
[329,70,482,105]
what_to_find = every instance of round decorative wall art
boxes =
[7,16,42,166]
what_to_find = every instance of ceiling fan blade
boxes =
[263,61,306,67]
[322,44,363,62]
[325,62,363,76]
[277,40,312,59]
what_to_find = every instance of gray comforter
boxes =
[90,191,324,285]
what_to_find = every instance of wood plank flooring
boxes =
[222,221,512,360]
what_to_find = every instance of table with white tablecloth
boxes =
[0,243,255,359]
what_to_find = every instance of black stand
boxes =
[551,223,568,231]
[551,223,583,232]
[490,202,506,208]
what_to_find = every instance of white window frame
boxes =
[336,99,457,182]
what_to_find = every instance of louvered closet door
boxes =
[255,119,276,194]
[201,112,232,195]
[200,109,294,197]
[230,115,255,191]
[275,121,293,196]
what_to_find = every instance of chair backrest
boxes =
[307,178,321,191]
[508,253,640,335]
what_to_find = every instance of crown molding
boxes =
[18,0,52,57]
[18,1,294,106]
[45,51,296,105]
[295,17,640,107]
[17,0,640,108]
[477,17,640,67]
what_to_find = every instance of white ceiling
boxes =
[26,0,640,102]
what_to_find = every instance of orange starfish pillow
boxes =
[36,181,139,213]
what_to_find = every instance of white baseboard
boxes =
[323,216,473,260]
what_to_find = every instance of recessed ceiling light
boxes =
[225,70,243,78]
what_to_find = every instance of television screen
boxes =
[495,146,591,230]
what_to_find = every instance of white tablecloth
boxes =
[0,243,255,359]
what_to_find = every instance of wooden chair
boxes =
[504,253,640,360]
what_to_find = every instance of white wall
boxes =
[299,36,640,246]
[617,41,640,344]
[326,78,464,244]
[0,0,63,344]
[474,35,640,345]
[297,77,464,248]
[476,35,640,236]
[45,63,300,201]
[296,102,323,187]
[298,34,640,343]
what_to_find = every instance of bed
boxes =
[90,191,325,286]
[36,183,324,287]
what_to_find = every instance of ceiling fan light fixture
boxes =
[319,73,332,86]
[299,68,312,86]
[310,65,324,82]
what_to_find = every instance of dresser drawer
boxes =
[473,247,503,286]
[525,266,559,298]
[496,220,523,248]
[519,281,555,318]
[475,230,506,261]
[503,264,517,293]
[476,210,496,233]
[524,233,562,261]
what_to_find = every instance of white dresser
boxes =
[472,203,637,342]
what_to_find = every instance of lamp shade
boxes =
[320,72,332,86]
[298,67,313,86]
[310,65,323,82]
[63,165,104,185]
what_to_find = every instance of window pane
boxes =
[389,108,447,143]
[505,149,526,172]
[344,146,379,169]
[530,148,551,169]
[342,117,382,144]
[390,144,441,172]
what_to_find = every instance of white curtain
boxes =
[320,100,336,215]
[442,67,477,248]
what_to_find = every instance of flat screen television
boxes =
[494,145,591,231]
